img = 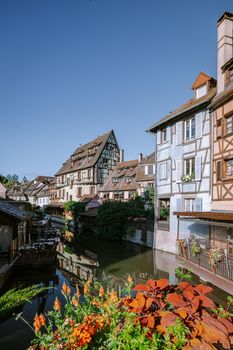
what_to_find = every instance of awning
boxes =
[174,211,233,222]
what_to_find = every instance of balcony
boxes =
[178,238,233,282]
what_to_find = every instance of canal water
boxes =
[0,238,231,350]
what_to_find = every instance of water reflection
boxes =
[0,238,231,350]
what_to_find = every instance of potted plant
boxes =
[181,173,195,182]
[190,239,201,256]
[209,248,223,265]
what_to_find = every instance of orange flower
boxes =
[33,313,46,332]
[83,282,90,295]
[54,297,61,311]
[127,275,133,284]
[62,282,71,296]
[72,297,79,307]
[99,286,104,298]
[109,289,118,303]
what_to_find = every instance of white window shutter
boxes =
[145,165,148,175]
[195,156,202,181]
[167,126,170,143]
[153,164,155,174]
[176,197,183,212]
[176,160,182,182]
[195,197,202,212]
[195,112,203,139]
[176,121,182,145]
[157,130,161,145]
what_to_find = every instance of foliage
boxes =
[30,277,233,350]
[190,239,201,256]
[209,248,223,265]
[175,266,192,282]
[97,198,154,241]
[64,201,85,218]
[0,173,19,188]
[0,285,46,318]
[160,208,170,220]
[181,174,195,182]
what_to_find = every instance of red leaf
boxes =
[136,292,146,309]
[176,309,187,319]
[146,279,156,289]
[183,290,194,301]
[166,293,186,308]
[219,318,233,333]
[133,284,149,292]
[177,281,193,291]
[195,284,213,295]
[197,295,215,308]
[156,279,169,290]
[145,297,155,310]
[160,311,178,327]
[192,296,200,313]
[147,316,155,329]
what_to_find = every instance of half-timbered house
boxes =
[55,130,120,203]
[148,73,216,253]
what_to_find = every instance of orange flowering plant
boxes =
[30,276,233,350]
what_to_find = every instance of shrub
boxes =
[30,278,233,350]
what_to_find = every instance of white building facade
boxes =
[148,73,216,253]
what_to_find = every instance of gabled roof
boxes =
[136,153,155,182]
[147,87,216,133]
[192,72,216,90]
[0,200,31,220]
[55,130,118,176]
[100,160,139,192]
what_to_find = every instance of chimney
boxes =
[217,12,233,93]
[120,149,124,162]
[138,153,143,162]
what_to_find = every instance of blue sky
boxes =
[0,0,232,179]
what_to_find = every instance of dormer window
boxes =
[125,177,132,184]
[195,84,207,99]
[112,177,119,184]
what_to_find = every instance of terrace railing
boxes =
[177,239,233,282]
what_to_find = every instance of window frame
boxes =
[184,157,195,177]
[184,117,196,142]
[184,198,196,212]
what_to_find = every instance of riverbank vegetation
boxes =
[0,285,46,318]
[97,197,154,241]
[29,275,233,350]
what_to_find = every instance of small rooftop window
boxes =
[195,84,207,99]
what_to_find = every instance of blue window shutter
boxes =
[176,122,183,145]
[195,197,202,212]
[195,112,203,139]
[176,160,182,183]
[195,156,202,181]
[176,197,183,212]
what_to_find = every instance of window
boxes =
[159,163,167,180]
[66,192,69,201]
[77,187,82,197]
[125,177,132,183]
[69,194,72,201]
[185,118,195,141]
[225,67,233,86]
[112,177,119,184]
[225,159,233,176]
[195,84,207,99]
[90,186,95,195]
[62,189,65,198]
[161,127,167,142]
[184,158,195,176]
[226,116,233,135]
[77,171,81,181]
[185,198,196,212]
[88,169,92,179]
